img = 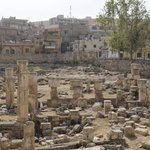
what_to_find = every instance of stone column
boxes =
[48,78,60,99]
[28,72,38,111]
[5,67,14,108]
[83,127,94,141]
[131,63,140,76]
[22,121,35,150]
[104,100,111,115]
[17,60,29,122]
[69,110,80,123]
[94,80,103,102]
[137,79,147,103]
[70,80,83,99]
[147,82,150,102]
[123,78,130,91]
[117,74,125,87]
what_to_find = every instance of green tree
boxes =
[97,0,150,59]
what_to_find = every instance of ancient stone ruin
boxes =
[0,60,150,150]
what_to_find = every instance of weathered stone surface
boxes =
[141,141,150,149]
[83,127,94,141]
[92,102,103,112]
[107,130,123,140]
[124,126,135,137]
[135,127,149,136]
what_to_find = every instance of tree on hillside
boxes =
[97,0,150,59]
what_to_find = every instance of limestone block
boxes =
[69,110,80,122]
[5,67,14,78]
[73,97,87,108]
[48,78,60,87]
[94,80,103,90]
[70,80,83,90]
[108,111,117,120]
[130,115,140,123]
[107,130,123,140]
[124,126,135,137]
[50,87,58,99]
[117,107,127,117]
[117,116,125,123]
[22,121,35,150]
[117,74,125,86]
[28,94,37,112]
[125,121,135,128]
[137,79,147,89]
[10,139,22,149]
[92,102,103,112]
[135,128,149,136]
[127,74,133,79]
[83,127,94,141]
[73,86,82,99]
[104,100,111,115]
[0,137,10,150]
[141,141,150,149]
[131,63,140,76]
[133,75,140,80]
[17,60,28,74]
[28,72,38,96]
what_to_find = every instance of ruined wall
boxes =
[0,52,150,77]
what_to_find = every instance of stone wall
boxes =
[0,52,150,77]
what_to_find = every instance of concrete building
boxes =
[1,17,28,29]
[34,33,62,54]
[46,23,88,52]
[1,42,35,55]
[49,15,89,25]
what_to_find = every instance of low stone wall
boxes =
[0,52,150,77]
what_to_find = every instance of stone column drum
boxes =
[28,72,38,111]
[94,80,103,102]
[48,78,60,99]
[17,60,29,122]
[83,127,94,141]
[137,79,147,103]
[5,67,15,108]
[70,80,83,99]
[22,121,35,150]
[104,100,111,115]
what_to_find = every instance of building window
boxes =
[25,48,30,53]
[10,49,15,54]
[84,45,87,48]
[137,53,142,58]
[148,53,150,58]
[6,49,9,54]
[64,30,69,34]
[93,45,96,48]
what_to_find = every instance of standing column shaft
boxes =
[48,78,60,99]
[28,72,38,110]
[22,121,35,150]
[104,100,111,115]
[138,79,147,103]
[17,60,29,122]
[5,67,14,108]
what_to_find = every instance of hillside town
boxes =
[0,15,149,59]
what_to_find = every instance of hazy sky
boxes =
[1,0,150,22]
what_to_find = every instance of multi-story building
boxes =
[49,15,89,25]
[1,17,28,29]
[34,32,62,54]
[1,42,35,55]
